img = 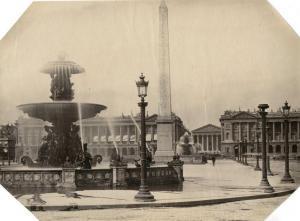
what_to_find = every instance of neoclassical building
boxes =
[191,124,221,153]
[15,113,186,162]
[220,110,300,157]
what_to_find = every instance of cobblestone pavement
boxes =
[33,195,289,221]
[10,159,300,220]
[15,159,297,207]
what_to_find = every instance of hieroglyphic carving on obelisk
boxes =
[158,0,172,118]
[156,0,174,162]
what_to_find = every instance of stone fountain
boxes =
[17,56,106,167]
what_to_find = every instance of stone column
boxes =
[239,123,241,141]
[61,168,76,190]
[135,126,138,143]
[216,135,219,151]
[221,127,224,141]
[281,122,284,141]
[297,122,300,140]
[210,135,214,151]
[247,123,250,141]
[112,165,128,189]
[105,127,108,143]
[201,135,204,151]
[151,125,154,141]
[127,125,130,144]
[272,122,275,141]
[97,126,100,144]
[206,135,209,151]
[231,123,234,141]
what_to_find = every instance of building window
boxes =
[292,145,297,153]
[268,145,273,153]
[129,148,135,155]
[107,148,113,157]
[258,146,261,153]
[122,148,127,156]
[275,145,281,153]
[226,133,229,140]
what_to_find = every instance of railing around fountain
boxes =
[0,165,183,189]
[0,169,62,188]
[75,168,112,188]
[125,166,179,186]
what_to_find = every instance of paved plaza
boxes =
[33,195,289,221]
[18,160,300,221]
[9,159,298,220]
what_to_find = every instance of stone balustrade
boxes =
[0,165,183,190]
[125,166,180,186]
[75,168,112,188]
[0,169,62,188]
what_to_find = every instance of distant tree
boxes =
[0,123,16,139]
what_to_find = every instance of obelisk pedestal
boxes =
[155,117,174,162]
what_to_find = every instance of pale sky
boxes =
[0,0,299,130]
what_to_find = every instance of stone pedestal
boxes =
[112,166,128,189]
[155,117,174,163]
[61,168,76,189]
[167,155,184,183]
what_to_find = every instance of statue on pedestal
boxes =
[82,143,92,169]
[176,132,193,156]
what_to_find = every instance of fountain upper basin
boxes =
[17,102,106,123]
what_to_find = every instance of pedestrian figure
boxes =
[82,143,92,169]
[211,155,216,166]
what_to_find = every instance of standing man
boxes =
[211,155,216,166]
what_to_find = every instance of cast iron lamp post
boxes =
[258,104,274,193]
[281,101,295,183]
[266,125,273,176]
[238,140,241,162]
[243,139,248,165]
[254,121,261,171]
[134,73,155,202]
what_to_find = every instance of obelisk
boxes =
[155,0,174,162]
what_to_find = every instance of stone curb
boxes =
[27,189,295,211]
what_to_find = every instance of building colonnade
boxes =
[193,134,221,152]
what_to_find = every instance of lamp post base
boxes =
[254,156,261,171]
[134,186,155,202]
[280,174,295,183]
[254,167,261,171]
[259,179,275,193]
